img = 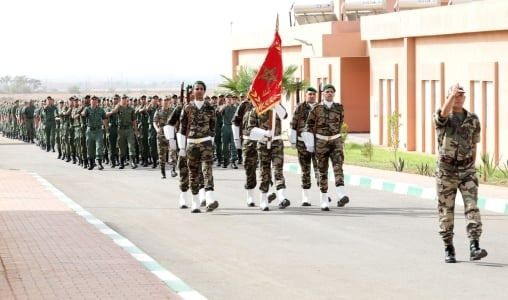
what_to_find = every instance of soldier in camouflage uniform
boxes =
[171,81,218,213]
[290,87,321,206]
[147,96,160,169]
[435,84,487,263]
[59,98,73,162]
[136,95,150,167]
[153,96,173,179]
[106,95,120,167]
[303,84,349,211]
[55,100,65,158]
[72,98,86,167]
[247,103,290,211]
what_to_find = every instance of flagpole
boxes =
[267,15,279,151]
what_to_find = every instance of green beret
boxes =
[306,87,317,93]
[322,84,335,92]
[194,80,206,91]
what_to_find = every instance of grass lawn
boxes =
[285,142,508,186]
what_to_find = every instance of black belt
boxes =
[440,156,473,167]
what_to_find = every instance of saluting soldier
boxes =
[153,96,174,179]
[435,83,487,263]
[290,87,321,206]
[81,96,108,170]
[303,84,349,211]
[107,95,138,169]
[247,103,290,211]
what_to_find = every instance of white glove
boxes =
[169,139,177,150]
[250,127,270,141]
[179,149,186,157]
[274,103,288,119]
[163,125,175,140]
[234,139,241,149]
[288,129,297,144]
[306,146,314,153]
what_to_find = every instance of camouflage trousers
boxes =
[243,140,258,190]
[55,125,62,152]
[178,153,204,192]
[257,139,285,193]
[149,128,158,160]
[315,137,344,193]
[169,149,177,167]
[436,168,482,244]
[296,140,319,189]
[187,140,214,195]
[157,135,169,167]
[74,127,83,159]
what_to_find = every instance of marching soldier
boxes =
[220,94,238,169]
[303,84,349,211]
[170,81,218,213]
[107,95,138,169]
[435,84,487,263]
[22,100,36,143]
[106,95,120,167]
[147,96,160,169]
[136,95,150,167]
[81,96,108,170]
[247,103,290,211]
[153,96,174,179]
[55,100,65,159]
[290,87,321,206]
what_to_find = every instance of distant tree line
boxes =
[0,75,43,93]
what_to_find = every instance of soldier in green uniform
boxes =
[107,95,138,169]
[59,98,73,162]
[247,103,290,211]
[82,96,108,170]
[147,95,160,169]
[153,96,173,179]
[214,95,224,166]
[435,84,487,263]
[22,100,36,143]
[55,100,65,158]
[220,94,238,169]
[136,95,150,167]
[106,95,120,167]
[173,81,218,213]
[290,87,321,206]
[72,98,85,167]
[41,96,58,152]
[303,84,349,211]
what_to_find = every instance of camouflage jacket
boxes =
[291,101,313,136]
[179,101,216,139]
[304,102,344,136]
[153,107,172,136]
[435,108,480,164]
[233,100,253,136]
[247,109,283,137]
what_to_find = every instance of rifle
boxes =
[186,84,193,104]
[318,83,322,103]
[295,79,301,105]
[180,82,185,105]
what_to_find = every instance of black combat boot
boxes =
[57,150,62,159]
[46,144,50,152]
[161,165,166,179]
[141,157,148,167]
[97,159,104,170]
[152,156,158,169]
[104,156,109,165]
[78,158,83,166]
[444,244,456,263]
[72,155,77,164]
[237,149,242,164]
[231,161,238,169]
[52,146,55,152]
[65,154,71,162]
[110,155,116,168]
[119,157,125,169]
[130,155,138,169]
[170,165,177,177]
[470,240,488,261]
[83,158,88,169]
[222,161,228,168]
[87,159,95,170]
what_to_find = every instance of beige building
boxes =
[231,0,506,161]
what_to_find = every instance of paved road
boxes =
[1,141,507,300]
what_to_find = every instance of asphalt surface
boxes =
[1,140,507,300]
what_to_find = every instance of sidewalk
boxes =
[283,155,508,215]
[0,170,180,299]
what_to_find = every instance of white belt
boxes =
[316,133,341,141]
[187,136,212,144]
[259,135,282,143]
[242,135,250,141]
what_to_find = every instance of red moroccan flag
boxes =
[248,29,283,115]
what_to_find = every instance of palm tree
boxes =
[219,64,308,97]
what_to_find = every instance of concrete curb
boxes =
[29,172,207,300]
[283,163,508,215]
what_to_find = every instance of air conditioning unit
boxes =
[344,0,387,12]
[293,1,338,25]
[399,0,440,9]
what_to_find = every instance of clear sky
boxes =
[0,0,302,82]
